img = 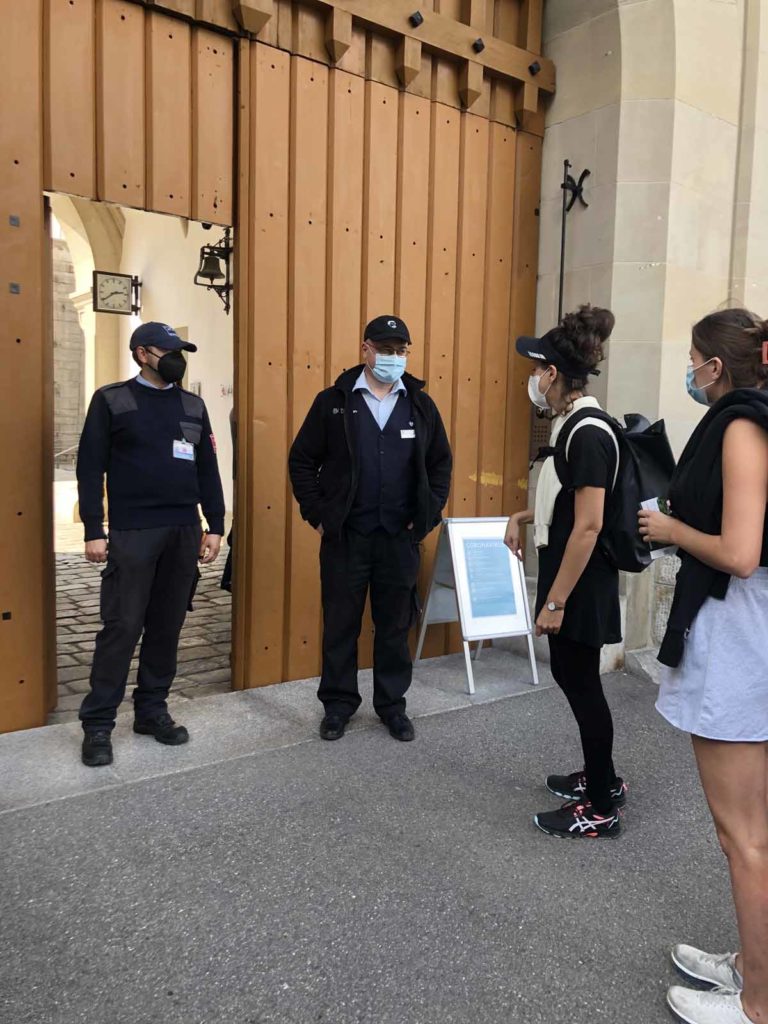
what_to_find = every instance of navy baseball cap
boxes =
[130,322,197,353]
[515,327,600,377]
[364,315,411,346]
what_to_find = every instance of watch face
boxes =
[94,272,132,314]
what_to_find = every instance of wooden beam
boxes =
[194,0,239,29]
[231,0,274,34]
[325,7,352,62]
[462,0,486,30]
[147,0,196,16]
[396,35,421,88]
[515,79,539,129]
[517,0,542,54]
[459,59,483,108]
[279,1,554,91]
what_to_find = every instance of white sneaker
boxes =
[671,944,742,991]
[667,985,753,1024]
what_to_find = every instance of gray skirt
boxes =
[656,567,768,742]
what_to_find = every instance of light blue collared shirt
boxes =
[135,373,174,391]
[353,370,406,430]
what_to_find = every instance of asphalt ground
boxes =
[0,664,731,1024]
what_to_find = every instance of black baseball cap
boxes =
[515,327,600,377]
[130,322,197,353]
[364,315,411,346]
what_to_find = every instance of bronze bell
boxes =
[197,252,224,283]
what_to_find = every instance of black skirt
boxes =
[536,489,622,650]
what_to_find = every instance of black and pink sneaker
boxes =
[546,769,628,807]
[534,800,622,839]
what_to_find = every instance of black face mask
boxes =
[153,350,186,384]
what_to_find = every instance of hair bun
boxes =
[556,304,614,373]
[567,304,615,342]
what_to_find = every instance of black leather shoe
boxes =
[319,715,347,741]
[385,713,415,742]
[82,731,113,767]
[133,712,189,746]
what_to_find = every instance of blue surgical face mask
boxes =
[370,353,407,384]
[686,359,716,406]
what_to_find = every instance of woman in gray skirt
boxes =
[639,308,768,1024]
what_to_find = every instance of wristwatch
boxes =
[546,601,565,612]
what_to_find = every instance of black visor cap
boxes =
[515,328,600,378]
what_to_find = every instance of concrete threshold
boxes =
[0,647,554,816]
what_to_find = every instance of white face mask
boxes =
[527,371,552,411]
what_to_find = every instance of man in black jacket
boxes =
[76,322,225,767]
[289,315,452,742]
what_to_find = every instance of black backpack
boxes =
[552,409,677,573]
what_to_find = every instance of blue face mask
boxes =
[370,353,407,384]
[686,360,716,406]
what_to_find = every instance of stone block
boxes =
[606,342,662,421]
[58,665,92,684]
[619,0,676,102]
[540,111,598,200]
[182,668,232,686]
[568,182,618,268]
[55,693,86,712]
[617,98,674,183]
[609,262,666,344]
[544,0,618,41]
[673,0,742,125]
[561,266,592,314]
[534,273,558,334]
[544,21,597,125]
[671,101,738,196]
[594,102,620,188]
[65,678,92,695]
[589,262,614,309]
[175,656,229,676]
[614,182,671,264]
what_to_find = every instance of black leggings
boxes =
[548,634,617,814]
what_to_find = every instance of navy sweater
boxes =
[77,378,225,541]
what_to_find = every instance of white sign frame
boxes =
[415,518,539,695]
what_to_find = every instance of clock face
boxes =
[93,272,133,314]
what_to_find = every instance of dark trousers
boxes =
[548,634,617,813]
[79,525,201,733]
[319,527,420,721]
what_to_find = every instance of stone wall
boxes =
[532,0,768,656]
[52,238,85,468]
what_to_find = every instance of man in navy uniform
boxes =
[76,322,225,767]
[289,316,452,742]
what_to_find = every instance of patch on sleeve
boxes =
[210,433,217,453]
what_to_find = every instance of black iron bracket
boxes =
[557,159,590,322]
[562,167,590,212]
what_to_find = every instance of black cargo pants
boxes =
[319,527,420,722]
[79,524,201,733]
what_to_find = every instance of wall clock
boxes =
[92,271,141,315]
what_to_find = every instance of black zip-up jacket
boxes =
[288,366,453,542]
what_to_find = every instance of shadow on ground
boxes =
[0,669,730,1024]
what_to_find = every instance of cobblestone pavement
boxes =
[53,553,233,725]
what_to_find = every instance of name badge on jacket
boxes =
[400,429,415,439]
[173,439,195,461]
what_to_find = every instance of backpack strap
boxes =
[562,414,621,492]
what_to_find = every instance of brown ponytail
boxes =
[692,308,768,390]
